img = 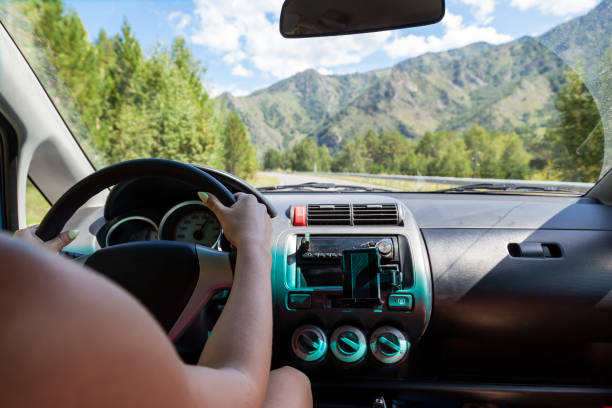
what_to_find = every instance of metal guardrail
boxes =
[300,172,594,193]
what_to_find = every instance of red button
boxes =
[293,206,307,226]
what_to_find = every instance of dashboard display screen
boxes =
[297,265,343,287]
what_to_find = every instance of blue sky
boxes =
[67,0,599,97]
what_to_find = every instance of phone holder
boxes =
[341,248,382,307]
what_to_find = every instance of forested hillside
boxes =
[2,0,258,179]
[227,0,611,182]
[2,0,607,184]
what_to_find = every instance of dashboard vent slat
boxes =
[353,204,399,226]
[305,204,400,226]
[307,204,351,225]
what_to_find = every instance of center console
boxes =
[272,201,432,379]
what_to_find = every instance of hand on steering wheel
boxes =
[199,192,273,255]
[14,225,79,252]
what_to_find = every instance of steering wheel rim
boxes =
[36,158,236,241]
[37,158,240,342]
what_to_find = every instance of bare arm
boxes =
[193,192,274,406]
[0,192,274,408]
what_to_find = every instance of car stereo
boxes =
[274,227,431,377]
[294,235,410,297]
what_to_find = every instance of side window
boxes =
[26,179,50,226]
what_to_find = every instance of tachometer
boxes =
[105,216,158,247]
[158,201,222,248]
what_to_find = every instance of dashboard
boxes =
[101,200,222,248]
[95,177,226,250]
[63,175,612,406]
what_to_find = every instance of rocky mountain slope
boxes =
[219,0,611,152]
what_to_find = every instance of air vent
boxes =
[353,204,399,225]
[302,203,401,226]
[307,204,351,225]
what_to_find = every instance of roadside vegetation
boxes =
[17,0,258,179]
[13,0,606,185]
[263,68,604,183]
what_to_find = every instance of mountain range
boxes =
[218,0,611,153]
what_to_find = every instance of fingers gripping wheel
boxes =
[39,159,238,342]
[36,158,236,241]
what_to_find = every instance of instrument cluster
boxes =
[103,200,222,249]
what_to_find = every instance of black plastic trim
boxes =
[312,381,612,406]
[37,159,236,240]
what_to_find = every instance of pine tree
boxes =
[222,111,258,178]
[263,148,282,170]
[546,69,603,182]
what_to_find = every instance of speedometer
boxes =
[158,201,222,248]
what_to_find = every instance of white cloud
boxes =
[186,0,390,80]
[168,11,192,32]
[222,50,247,64]
[383,12,512,59]
[177,1,514,81]
[317,67,333,75]
[458,0,495,24]
[509,0,598,16]
[208,82,250,97]
[232,63,254,77]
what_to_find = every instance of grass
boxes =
[323,174,452,191]
[248,173,280,188]
[26,179,50,226]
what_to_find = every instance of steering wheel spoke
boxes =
[33,159,244,342]
[168,246,234,341]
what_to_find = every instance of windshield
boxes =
[1,0,611,193]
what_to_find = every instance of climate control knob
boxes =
[330,326,367,364]
[369,326,410,364]
[291,325,327,362]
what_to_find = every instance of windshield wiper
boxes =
[258,182,393,192]
[436,183,581,195]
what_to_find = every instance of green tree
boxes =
[416,131,471,177]
[289,138,318,171]
[316,145,332,172]
[464,126,503,178]
[21,2,256,175]
[500,132,531,179]
[399,142,422,175]
[377,130,410,174]
[21,0,105,162]
[363,129,382,173]
[546,69,603,181]
[222,110,258,179]
[102,43,222,168]
[332,137,367,173]
[263,148,282,170]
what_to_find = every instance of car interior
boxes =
[1,0,611,407]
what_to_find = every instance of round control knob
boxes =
[330,326,367,364]
[369,326,410,365]
[291,325,327,362]
[376,240,393,258]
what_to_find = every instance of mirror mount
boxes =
[280,0,445,38]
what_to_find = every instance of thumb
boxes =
[46,229,79,252]
[198,192,227,219]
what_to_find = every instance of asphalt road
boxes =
[259,171,390,190]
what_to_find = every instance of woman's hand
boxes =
[13,225,79,252]
[198,192,273,254]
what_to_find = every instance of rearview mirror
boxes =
[280,0,445,38]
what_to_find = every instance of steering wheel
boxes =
[36,158,242,341]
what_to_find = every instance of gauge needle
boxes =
[193,220,207,241]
